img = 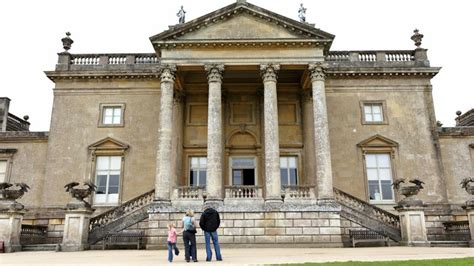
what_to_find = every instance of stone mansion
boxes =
[1,0,473,250]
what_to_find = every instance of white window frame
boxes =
[0,159,8,183]
[229,156,257,186]
[365,153,395,203]
[189,157,207,187]
[280,156,298,189]
[360,101,388,125]
[94,156,122,205]
[99,103,125,127]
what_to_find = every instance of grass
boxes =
[274,257,474,266]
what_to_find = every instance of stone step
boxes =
[22,244,60,252]
[430,241,469,248]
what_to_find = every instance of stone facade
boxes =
[0,0,473,249]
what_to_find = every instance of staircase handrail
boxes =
[89,189,155,231]
[334,187,400,229]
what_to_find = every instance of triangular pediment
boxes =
[88,137,129,151]
[150,1,334,48]
[357,134,398,148]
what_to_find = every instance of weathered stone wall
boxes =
[0,135,48,207]
[439,134,474,205]
[326,77,445,204]
[148,211,342,248]
[42,79,160,208]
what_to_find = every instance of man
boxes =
[199,207,222,261]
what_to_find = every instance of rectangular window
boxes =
[364,103,383,122]
[0,160,7,183]
[189,157,206,187]
[280,157,298,189]
[231,157,256,186]
[94,156,121,205]
[365,153,394,202]
[103,107,122,125]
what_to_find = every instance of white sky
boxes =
[0,0,472,131]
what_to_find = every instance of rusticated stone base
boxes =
[0,211,24,253]
[146,202,343,249]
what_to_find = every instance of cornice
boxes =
[45,71,160,82]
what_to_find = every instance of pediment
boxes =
[357,134,398,148]
[88,137,129,151]
[150,1,334,49]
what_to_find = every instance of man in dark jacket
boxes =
[199,207,222,261]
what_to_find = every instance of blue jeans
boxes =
[167,241,179,262]
[204,231,222,261]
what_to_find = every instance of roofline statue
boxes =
[177,6,186,24]
[298,3,307,23]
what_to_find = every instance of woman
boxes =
[182,209,198,262]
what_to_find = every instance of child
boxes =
[167,223,180,262]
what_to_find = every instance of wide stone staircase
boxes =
[86,187,401,245]
[334,188,401,242]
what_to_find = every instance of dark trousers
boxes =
[183,231,197,261]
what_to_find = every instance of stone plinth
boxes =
[61,204,94,252]
[464,205,474,247]
[395,205,429,246]
[0,209,25,252]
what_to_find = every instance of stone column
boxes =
[62,205,94,251]
[155,65,177,203]
[205,64,225,203]
[301,90,316,186]
[309,63,334,200]
[0,210,24,252]
[394,205,429,246]
[260,64,282,204]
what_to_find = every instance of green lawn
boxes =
[275,257,474,266]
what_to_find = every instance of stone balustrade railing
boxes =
[334,187,400,229]
[20,224,48,245]
[326,50,415,63]
[443,221,471,241]
[89,189,155,230]
[56,53,159,71]
[283,185,315,199]
[173,186,206,200]
[225,186,263,199]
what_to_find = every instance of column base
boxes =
[469,241,474,248]
[203,198,224,210]
[61,244,90,252]
[4,244,22,253]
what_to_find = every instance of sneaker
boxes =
[175,250,180,256]
[193,260,198,262]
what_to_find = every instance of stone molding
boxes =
[204,64,225,83]
[308,63,327,82]
[260,64,280,82]
[157,65,177,83]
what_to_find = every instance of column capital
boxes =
[260,64,280,82]
[157,64,177,83]
[308,62,328,82]
[205,64,225,83]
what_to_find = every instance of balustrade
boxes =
[69,54,158,66]
[225,186,263,199]
[283,185,315,199]
[327,50,415,63]
[173,186,206,200]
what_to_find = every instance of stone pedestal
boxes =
[395,205,429,246]
[464,205,474,247]
[0,209,25,252]
[61,204,94,252]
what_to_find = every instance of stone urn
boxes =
[0,182,30,211]
[460,177,474,206]
[64,181,96,209]
[392,178,425,207]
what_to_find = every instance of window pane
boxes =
[0,173,5,183]
[378,169,392,180]
[232,170,242,185]
[372,113,382,122]
[366,169,378,180]
[289,169,297,185]
[232,158,254,168]
[96,175,108,194]
[377,154,391,168]
[110,157,121,170]
[381,181,393,200]
[104,108,113,117]
[108,186,119,194]
[103,116,113,124]
[199,157,207,168]
[0,161,6,173]
[280,169,288,187]
[364,105,372,115]
[280,157,287,168]
[109,174,120,187]
[288,157,297,168]
[199,171,206,186]
[190,158,199,168]
[368,180,381,200]
[113,107,121,117]
[372,105,381,114]
[96,157,109,170]
[365,154,377,168]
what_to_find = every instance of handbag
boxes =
[188,228,197,234]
